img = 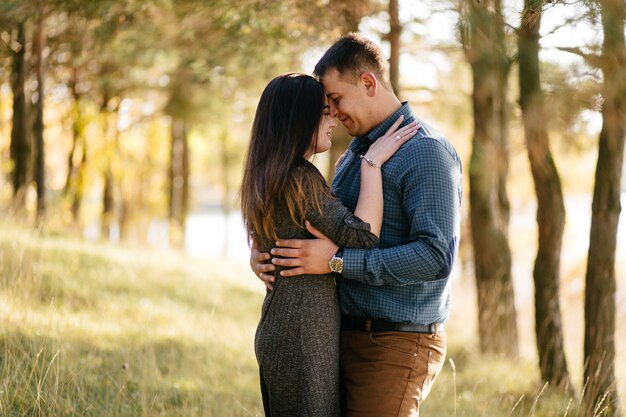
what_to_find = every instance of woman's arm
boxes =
[353,116,419,237]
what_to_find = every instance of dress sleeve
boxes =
[304,175,379,250]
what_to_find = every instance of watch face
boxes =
[330,257,343,273]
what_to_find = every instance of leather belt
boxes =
[341,315,444,334]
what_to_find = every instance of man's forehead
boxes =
[321,70,343,95]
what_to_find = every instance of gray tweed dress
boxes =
[255,163,378,417]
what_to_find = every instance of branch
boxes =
[555,47,603,68]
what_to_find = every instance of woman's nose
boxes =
[328,101,338,118]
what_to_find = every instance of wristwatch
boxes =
[329,248,344,274]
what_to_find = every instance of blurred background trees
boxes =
[0,0,624,415]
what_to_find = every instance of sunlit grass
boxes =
[0,221,264,416]
[0,220,623,416]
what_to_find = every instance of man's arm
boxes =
[272,221,338,276]
[275,138,462,285]
[250,246,276,290]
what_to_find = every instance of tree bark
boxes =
[168,117,189,248]
[33,11,47,222]
[583,0,625,415]
[64,67,87,227]
[100,90,118,241]
[518,0,573,393]
[388,0,401,97]
[10,21,29,210]
[326,0,369,181]
[462,0,518,357]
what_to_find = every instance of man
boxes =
[251,33,462,416]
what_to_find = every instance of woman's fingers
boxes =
[383,115,404,136]
[386,120,419,141]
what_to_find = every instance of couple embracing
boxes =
[240,33,462,417]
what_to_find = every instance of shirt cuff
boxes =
[342,247,367,282]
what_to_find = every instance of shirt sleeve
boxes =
[304,178,380,250]
[342,138,462,286]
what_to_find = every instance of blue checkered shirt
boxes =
[333,102,462,325]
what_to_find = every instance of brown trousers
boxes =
[339,330,447,417]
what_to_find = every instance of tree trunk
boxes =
[518,0,573,394]
[33,12,47,222]
[65,67,87,226]
[219,128,231,257]
[494,1,511,229]
[462,0,518,357]
[326,0,366,181]
[583,0,625,415]
[168,117,189,248]
[10,21,29,210]
[388,0,401,97]
[101,168,114,240]
[100,90,118,241]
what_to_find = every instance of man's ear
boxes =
[360,72,378,97]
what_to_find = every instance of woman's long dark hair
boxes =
[240,73,330,247]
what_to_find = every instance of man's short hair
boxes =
[314,33,391,89]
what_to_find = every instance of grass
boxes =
[0,223,263,416]
[0,222,623,416]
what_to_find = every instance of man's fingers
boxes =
[280,267,305,277]
[256,263,275,273]
[275,239,303,249]
[259,272,275,291]
[272,257,302,267]
[254,251,271,262]
[271,247,301,258]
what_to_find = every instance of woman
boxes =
[240,73,418,416]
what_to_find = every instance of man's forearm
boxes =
[342,237,456,286]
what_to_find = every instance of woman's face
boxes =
[311,101,336,156]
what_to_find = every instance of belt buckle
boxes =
[365,319,372,332]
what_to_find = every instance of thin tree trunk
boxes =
[168,117,189,248]
[64,67,79,195]
[462,0,518,358]
[326,0,364,181]
[10,21,29,210]
[583,0,625,415]
[388,0,401,97]
[494,0,511,229]
[33,11,47,222]
[100,89,117,240]
[65,67,87,226]
[518,0,573,394]
[101,168,114,240]
[219,128,231,257]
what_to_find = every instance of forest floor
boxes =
[0,222,624,416]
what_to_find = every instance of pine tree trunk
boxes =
[168,117,189,248]
[65,67,87,226]
[462,0,518,357]
[518,0,573,393]
[219,128,231,257]
[100,90,117,240]
[10,21,29,210]
[33,13,47,222]
[101,169,114,240]
[583,0,625,415]
[326,0,364,181]
[388,0,400,97]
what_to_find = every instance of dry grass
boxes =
[0,219,624,416]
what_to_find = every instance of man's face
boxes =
[321,68,373,137]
